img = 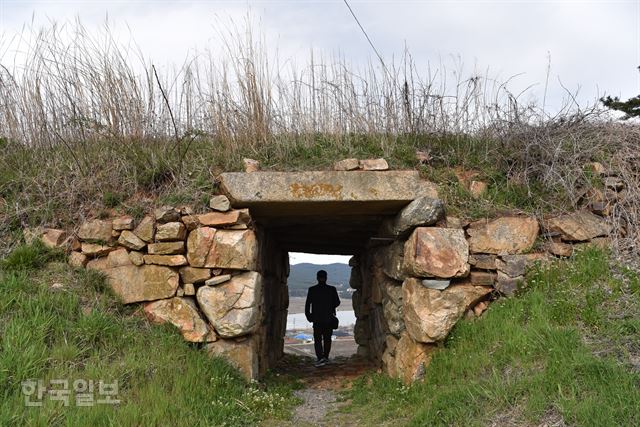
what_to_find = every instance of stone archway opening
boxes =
[219,170,440,379]
[283,251,357,360]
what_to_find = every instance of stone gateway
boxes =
[62,168,612,382]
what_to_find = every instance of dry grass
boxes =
[0,20,639,257]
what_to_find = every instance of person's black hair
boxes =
[317,270,327,280]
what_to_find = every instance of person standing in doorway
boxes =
[305,270,341,367]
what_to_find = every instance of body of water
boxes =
[286,310,356,330]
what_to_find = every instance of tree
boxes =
[600,66,640,119]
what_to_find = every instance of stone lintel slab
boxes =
[219,171,427,216]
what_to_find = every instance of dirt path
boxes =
[263,355,373,427]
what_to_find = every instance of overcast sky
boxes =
[1,0,638,112]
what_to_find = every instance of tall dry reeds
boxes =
[0,20,638,257]
[0,21,545,150]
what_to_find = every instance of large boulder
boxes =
[206,337,259,381]
[394,332,437,384]
[206,229,258,270]
[78,219,112,243]
[104,264,179,304]
[545,211,611,242]
[144,297,215,342]
[403,227,470,278]
[403,278,492,343]
[467,216,539,254]
[381,197,445,237]
[197,271,263,338]
[186,228,258,270]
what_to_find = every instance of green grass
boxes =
[0,133,573,256]
[343,247,640,426]
[0,243,299,426]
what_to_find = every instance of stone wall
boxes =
[61,203,272,380]
[349,198,612,383]
[29,164,616,384]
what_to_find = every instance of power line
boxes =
[342,0,392,78]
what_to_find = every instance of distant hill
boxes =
[288,262,352,298]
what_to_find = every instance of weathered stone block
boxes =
[197,271,263,338]
[154,206,181,223]
[68,251,88,268]
[41,228,68,249]
[205,274,232,286]
[359,158,389,171]
[209,195,231,212]
[394,332,437,384]
[181,215,200,231]
[403,278,492,343]
[206,337,259,381]
[155,222,186,241]
[106,248,132,268]
[133,215,155,242]
[495,255,528,277]
[403,227,470,278]
[148,241,185,255]
[78,219,112,242]
[468,254,497,270]
[198,209,250,227]
[129,251,144,266]
[112,216,134,231]
[382,196,445,237]
[81,242,114,257]
[179,266,211,284]
[334,158,360,171]
[469,271,496,286]
[467,216,539,254]
[118,230,146,251]
[495,271,524,297]
[105,264,179,304]
[186,227,216,267]
[545,211,610,242]
[204,229,258,270]
[144,297,215,342]
[143,254,188,267]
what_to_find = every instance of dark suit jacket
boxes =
[305,283,341,326]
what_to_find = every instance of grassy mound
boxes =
[0,242,298,426]
[344,247,640,426]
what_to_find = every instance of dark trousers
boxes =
[313,324,332,360]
